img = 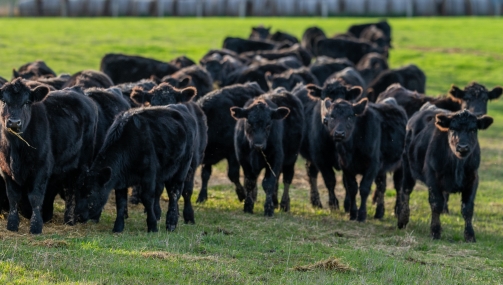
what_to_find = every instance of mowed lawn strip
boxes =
[0,18,502,284]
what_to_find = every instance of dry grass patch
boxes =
[293,257,354,272]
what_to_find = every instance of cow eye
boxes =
[323,117,328,125]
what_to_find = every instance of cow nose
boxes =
[7,118,22,130]
[334,131,345,140]
[254,143,265,150]
[456,144,469,153]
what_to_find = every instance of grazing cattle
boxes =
[169,55,196,69]
[224,63,289,91]
[325,67,367,89]
[223,37,277,54]
[100,53,179,84]
[159,65,213,100]
[13,60,56,80]
[301,26,326,56]
[265,68,319,91]
[316,38,384,65]
[356,53,389,85]
[241,44,312,66]
[397,105,493,242]
[348,20,392,40]
[231,89,304,215]
[202,55,245,85]
[309,57,354,85]
[269,31,299,45]
[367,64,426,102]
[81,105,197,232]
[292,83,362,209]
[0,79,98,234]
[114,79,158,107]
[320,97,407,221]
[196,82,264,203]
[62,70,114,89]
[36,74,71,90]
[249,26,271,40]
[73,87,131,223]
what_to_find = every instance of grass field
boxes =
[0,17,503,284]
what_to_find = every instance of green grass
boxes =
[1,17,503,284]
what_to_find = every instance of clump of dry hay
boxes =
[141,251,175,260]
[293,257,354,272]
[30,239,69,248]
[141,251,219,262]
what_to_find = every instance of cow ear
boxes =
[271,107,290,120]
[488,87,503,100]
[97,167,112,187]
[179,76,191,88]
[347,86,363,101]
[477,115,493,130]
[321,98,332,116]
[12,69,20,79]
[130,87,153,104]
[366,88,376,102]
[180,87,197,102]
[30,86,50,102]
[352,98,368,116]
[435,114,452,132]
[306,84,323,100]
[448,85,465,100]
[230,107,247,120]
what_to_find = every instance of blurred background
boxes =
[0,0,502,17]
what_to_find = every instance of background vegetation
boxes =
[0,18,502,284]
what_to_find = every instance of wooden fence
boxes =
[4,0,503,17]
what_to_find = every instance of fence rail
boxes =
[1,0,502,17]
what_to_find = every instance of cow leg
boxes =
[165,180,184,232]
[129,185,141,205]
[154,183,163,221]
[182,169,195,224]
[5,177,22,232]
[461,175,477,243]
[280,163,295,212]
[140,181,158,233]
[305,161,322,208]
[227,155,245,202]
[42,185,59,223]
[318,164,338,210]
[243,176,257,214]
[373,171,386,220]
[272,180,279,209]
[358,166,378,223]
[397,156,415,229]
[342,171,358,220]
[392,166,403,216]
[113,188,128,233]
[427,178,444,240]
[442,191,450,214]
[196,163,211,203]
[262,169,277,217]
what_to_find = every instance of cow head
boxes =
[131,83,196,106]
[435,110,493,159]
[75,164,113,223]
[449,83,502,115]
[230,100,289,150]
[161,75,192,89]
[0,78,49,133]
[266,72,304,91]
[307,81,362,102]
[250,26,271,40]
[321,98,368,142]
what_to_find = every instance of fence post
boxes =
[60,0,68,16]
[495,0,502,16]
[112,0,119,17]
[196,0,203,17]
[406,0,413,17]
[321,0,328,17]
[239,0,246,18]
[9,0,15,16]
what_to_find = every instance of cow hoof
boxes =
[328,200,339,211]
[280,200,290,212]
[357,211,367,222]
[343,199,351,213]
[310,200,323,209]
[349,210,357,221]
[431,231,441,240]
[6,223,19,232]
[196,195,207,204]
[29,226,43,235]
[264,210,274,217]
[374,205,384,220]
[464,235,476,243]
[113,222,125,233]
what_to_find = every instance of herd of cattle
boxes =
[0,20,500,242]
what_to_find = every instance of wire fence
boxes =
[0,0,502,17]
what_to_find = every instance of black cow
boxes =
[100,53,179,84]
[321,97,407,221]
[269,31,299,45]
[241,44,312,66]
[13,60,56,80]
[265,68,319,91]
[360,25,391,50]
[316,38,384,65]
[159,65,213,101]
[62,70,114,89]
[301,26,326,56]
[223,37,277,54]
[348,20,392,40]
[36,74,71,90]
[397,105,493,242]
[0,79,98,234]
[224,63,289,92]
[201,54,245,85]
[309,57,354,85]
[367,64,426,102]
[81,105,197,232]
[448,82,502,115]
[200,49,247,65]
[249,26,271,40]
[325,67,366,89]
[253,56,303,69]
[169,55,196,69]
[231,89,304,215]
[292,83,362,209]
[196,82,264,203]
[114,79,158,108]
[356,53,389,86]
